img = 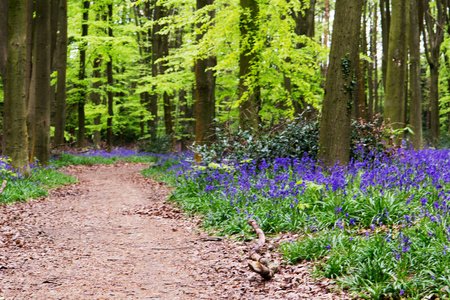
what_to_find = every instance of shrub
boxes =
[194,114,396,164]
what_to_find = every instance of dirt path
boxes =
[0,163,350,299]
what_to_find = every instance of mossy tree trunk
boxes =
[151,1,164,140]
[77,0,90,148]
[32,0,52,166]
[384,0,408,145]
[195,0,216,162]
[3,0,30,170]
[423,0,446,145]
[318,0,363,166]
[0,0,7,81]
[409,0,423,149]
[239,0,259,131]
[380,0,390,91]
[54,0,68,147]
[287,0,316,118]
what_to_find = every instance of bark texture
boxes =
[150,1,164,139]
[77,0,90,148]
[3,0,29,170]
[423,0,446,144]
[106,3,114,151]
[0,0,8,80]
[380,0,390,91]
[318,0,363,166]
[54,0,68,146]
[288,0,316,117]
[195,0,216,162]
[239,0,260,131]
[409,0,423,149]
[32,0,52,166]
[384,0,408,144]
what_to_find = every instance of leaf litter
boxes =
[0,163,351,299]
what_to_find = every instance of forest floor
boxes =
[0,163,351,299]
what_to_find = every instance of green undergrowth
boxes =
[140,151,450,299]
[51,152,157,167]
[0,168,77,204]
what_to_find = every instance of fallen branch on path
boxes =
[246,219,280,280]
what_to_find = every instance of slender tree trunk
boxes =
[4,0,29,170]
[49,0,59,126]
[0,0,8,151]
[31,0,52,166]
[384,0,408,145]
[368,3,378,119]
[134,3,152,138]
[195,0,216,161]
[288,0,316,117]
[322,0,329,79]
[77,1,89,148]
[160,23,174,146]
[179,90,189,152]
[423,0,446,144]
[318,0,363,166]
[239,0,259,131]
[54,0,68,146]
[91,57,102,147]
[429,64,439,141]
[409,0,423,149]
[106,3,114,151]
[353,0,367,120]
[24,1,33,115]
[380,0,390,91]
[0,0,8,81]
[150,1,162,139]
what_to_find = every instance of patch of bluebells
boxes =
[0,156,42,181]
[160,147,450,297]
[78,148,150,158]
[168,148,450,230]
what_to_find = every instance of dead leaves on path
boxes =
[0,164,351,299]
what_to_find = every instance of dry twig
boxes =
[246,219,280,280]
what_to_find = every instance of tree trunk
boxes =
[367,3,377,120]
[195,0,216,162]
[380,0,390,91]
[32,0,52,166]
[423,0,446,145]
[322,0,329,79]
[384,0,408,145]
[91,56,102,147]
[106,3,114,151]
[288,0,316,117]
[49,0,59,126]
[239,0,259,131]
[409,0,423,149]
[318,0,363,166]
[3,0,29,170]
[150,1,162,139]
[353,0,367,120]
[54,0,68,146]
[160,23,174,147]
[429,64,439,142]
[134,3,152,139]
[0,0,8,81]
[0,0,8,151]
[77,0,89,148]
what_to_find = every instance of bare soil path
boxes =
[0,163,350,299]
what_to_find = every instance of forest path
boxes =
[0,163,349,299]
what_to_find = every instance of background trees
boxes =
[2,0,450,167]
